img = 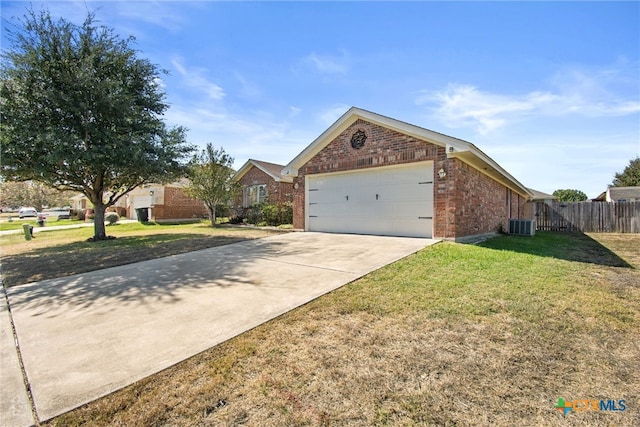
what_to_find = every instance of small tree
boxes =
[552,189,588,202]
[1,9,194,240]
[611,157,640,187]
[184,144,240,227]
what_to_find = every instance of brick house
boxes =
[282,107,533,240]
[70,181,207,222]
[125,182,207,222]
[232,159,294,208]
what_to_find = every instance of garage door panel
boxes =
[395,199,433,215]
[391,219,433,238]
[307,163,433,238]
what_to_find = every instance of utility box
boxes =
[508,219,535,236]
[22,223,33,241]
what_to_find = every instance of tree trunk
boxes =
[208,204,216,227]
[92,202,108,240]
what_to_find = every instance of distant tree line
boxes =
[0,180,74,211]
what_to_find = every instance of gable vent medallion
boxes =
[350,129,367,150]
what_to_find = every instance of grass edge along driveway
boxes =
[41,231,640,427]
[0,222,286,287]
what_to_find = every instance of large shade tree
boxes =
[611,157,640,187]
[184,144,239,227]
[1,9,194,240]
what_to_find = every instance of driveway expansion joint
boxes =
[256,256,357,274]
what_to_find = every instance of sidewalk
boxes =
[0,220,138,236]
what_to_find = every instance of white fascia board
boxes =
[282,106,530,197]
[357,109,470,151]
[283,107,360,177]
[231,160,254,183]
[283,107,472,177]
[449,144,533,198]
[234,159,292,183]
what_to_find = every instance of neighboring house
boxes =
[125,181,207,222]
[527,188,556,204]
[70,193,127,216]
[232,159,294,208]
[282,107,533,240]
[70,194,89,212]
[70,181,207,223]
[593,186,640,203]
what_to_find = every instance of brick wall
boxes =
[293,118,527,238]
[237,166,293,205]
[293,119,440,230]
[447,159,507,238]
[150,187,207,221]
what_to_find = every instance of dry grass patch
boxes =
[47,232,640,426]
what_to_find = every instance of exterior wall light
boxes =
[149,190,154,196]
[438,168,447,179]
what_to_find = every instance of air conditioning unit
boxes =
[508,219,535,236]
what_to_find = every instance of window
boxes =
[243,184,267,207]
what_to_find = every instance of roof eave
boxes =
[283,107,532,198]
[283,107,472,177]
[233,159,293,184]
[231,160,255,183]
[449,147,532,198]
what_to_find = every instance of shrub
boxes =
[261,203,281,226]
[105,212,119,225]
[246,202,293,226]
[215,204,231,218]
[245,204,263,225]
[77,210,86,221]
[241,201,293,226]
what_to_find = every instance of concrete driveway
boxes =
[2,232,437,425]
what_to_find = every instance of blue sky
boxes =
[2,1,639,198]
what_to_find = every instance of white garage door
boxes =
[307,162,434,238]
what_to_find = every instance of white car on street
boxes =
[18,207,38,218]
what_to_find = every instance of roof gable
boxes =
[283,107,532,197]
[233,159,293,183]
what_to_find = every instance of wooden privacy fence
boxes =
[534,201,640,233]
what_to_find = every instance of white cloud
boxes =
[417,84,544,134]
[418,64,640,134]
[234,72,262,100]
[548,67,640,116]
[113,1,187,32]
[171,58,225,101]
[304,50,350,75]
[318,104,351,126]
[163,104,313,169]
[289,106,302,117]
